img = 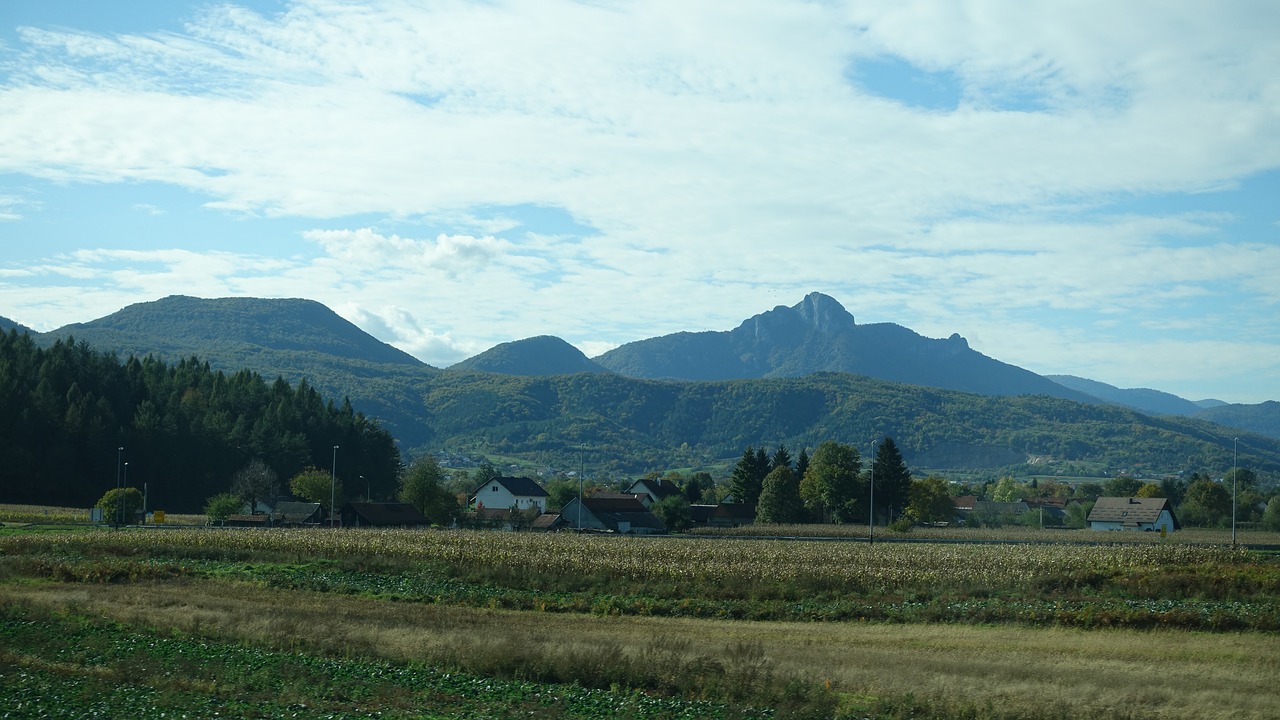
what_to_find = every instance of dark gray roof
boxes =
[475,476,548,498]
[628,478,683,500]
[343,502,429,526]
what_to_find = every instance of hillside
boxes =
[1048,374,1280,440]
[414,370,1280,477]
[35,295,437,445]
[1194,401,1280,441]
[17,294,1280,481]
[451,335,610,376]
[595,292,1097,403]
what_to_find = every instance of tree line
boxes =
[0,330,401,512]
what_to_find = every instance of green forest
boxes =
[417,370,1278,479]
[0,330,401,512]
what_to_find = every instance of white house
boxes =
[472,476,549,512]
[624,477,684,507]
[1087,496,1179,533]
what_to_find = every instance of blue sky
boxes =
[2,1,1278,404]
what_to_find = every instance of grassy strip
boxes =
[0,604,770,720]
[7,581,1280,720]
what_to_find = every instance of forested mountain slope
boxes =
[415,370,1280,479]
[34,295,436,446]
[0,330,401,512]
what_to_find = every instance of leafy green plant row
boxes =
[0,605,767,720]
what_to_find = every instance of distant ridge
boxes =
[451,335,611,376]
[594,292,1096,403]
[1047,375,1204,416]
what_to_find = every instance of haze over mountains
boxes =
[5,293,1278,477]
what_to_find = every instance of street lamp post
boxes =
[869,439,878,546]
[577,446,585,530]
[331,445,339,528]
[361,475,368,502]
[115,446,124,528]
[123,461,130,526]
[1232,438,1238,548]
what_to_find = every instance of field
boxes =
[3,526,1280,719]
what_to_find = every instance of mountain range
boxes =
[6,293,1279,477]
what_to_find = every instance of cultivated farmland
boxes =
[2,527,1279,718]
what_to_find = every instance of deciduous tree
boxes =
[290,467,340,510]
[906,475,955,524]
[232,458,279,511]
[398,456,459,526]
[801,440,862,523]
[756,465,802,524]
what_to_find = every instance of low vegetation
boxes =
[3,526,1280,718]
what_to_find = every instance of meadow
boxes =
[3,526,1280,718]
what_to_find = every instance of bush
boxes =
[96,488,143,525]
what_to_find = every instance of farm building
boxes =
[340,502,430,528]
[559,495,665,534]
[1087,497,1179,533]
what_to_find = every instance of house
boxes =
[559,495,666,534]
[624,477,684,507]
[340,502,430,528]
[472,476,549,513]
[1087,497,1179,533]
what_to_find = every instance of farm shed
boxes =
[340,502,430,529]
[559,495,666,534]
[1087,497,1179,533]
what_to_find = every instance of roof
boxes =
[474,476,549,498]
[710,503,756,521]
[1087,497,1179,527]
[531,512,562,530]
[344,502,429,526]
[583,496,650,514]
[273,502,322,523]
[627,478,684,501]
[972,501,1029,514]
[952,495,977,510]
[577,496,666,532]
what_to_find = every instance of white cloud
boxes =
[1,0,1278,401]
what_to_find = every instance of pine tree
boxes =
[729,446,771,509]
[872,437,912,522]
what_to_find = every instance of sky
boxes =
[1,1,1278,404]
